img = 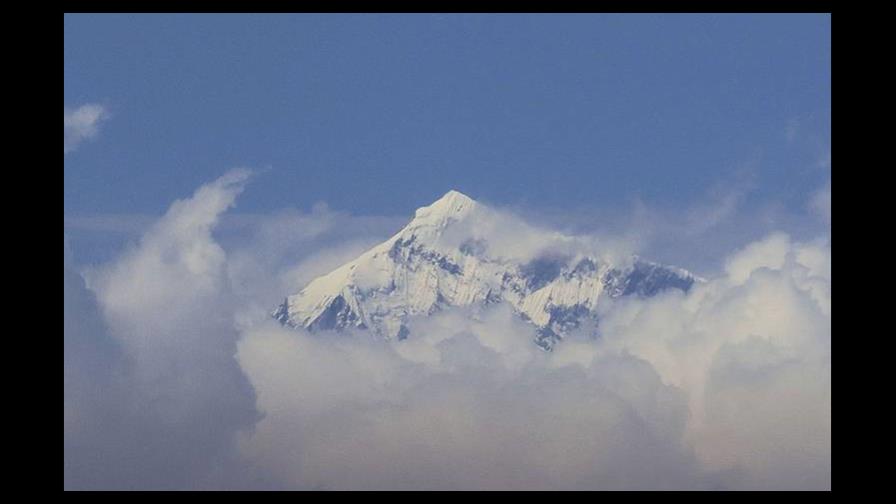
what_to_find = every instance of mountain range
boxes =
[273,190,697,349]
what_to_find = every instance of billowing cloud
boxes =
[66,169,260,489]
[235,309,703,490]
[64,171,831,490]
[64,245,123,476]
[594,232,830,489]
[64,104,108,154]
[234,233,830,490]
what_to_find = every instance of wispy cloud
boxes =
[810,149,831,225]
[810,179,831,225]
[64,104,108,154]
[64,214,157,235]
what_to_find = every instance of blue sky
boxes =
[65,14,830,262]
[65,15,832,490]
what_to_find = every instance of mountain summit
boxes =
[274,191,696,349]
[401,189,478,241]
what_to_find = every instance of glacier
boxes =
[273,190,697,349]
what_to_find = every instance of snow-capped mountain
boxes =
[273,190,697,349]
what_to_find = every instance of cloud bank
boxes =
[64,104,108,154]
[65,170,259,489]
[64,171,831,490]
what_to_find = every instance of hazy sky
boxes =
[64,14,830,222]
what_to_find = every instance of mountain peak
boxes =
[430,189,475,209]
[441,189,472,200]
[410,190,478,229]
[275,190,697,349]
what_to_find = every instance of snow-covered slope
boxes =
[274,190,697,349]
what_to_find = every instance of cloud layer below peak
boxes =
[64,171,831,490]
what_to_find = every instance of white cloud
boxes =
[87,169,258,422]
[65,169,407,489]
[221,206,405,315]
[235,313,702,490]
[594,232,830,489]
[65,171,831,490]
[235,231,830,490]
[723,231,792,284]
[64,104,108,154]
[436,203,639,268]
[67,169,260,489]
[501,167,794,278]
